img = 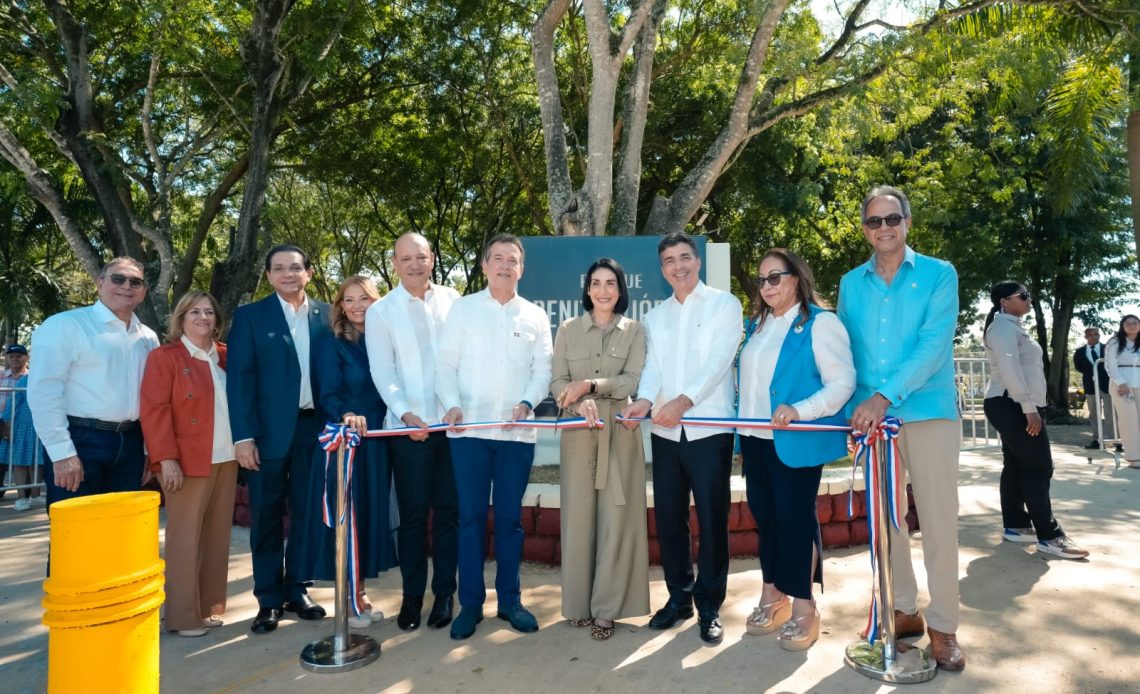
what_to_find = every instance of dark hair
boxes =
[482,233,524,263]
[861,185,912,221]
[1115,314,1140,354]
[982,281,1023,345]
[752,248,825,330]
[264,244,312,272]
[657,232,698,257]
[581,258,630,315]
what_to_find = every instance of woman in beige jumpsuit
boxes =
[551,258,650,640]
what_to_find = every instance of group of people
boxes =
[27,183,1119,673]
[1075,317,1140,470]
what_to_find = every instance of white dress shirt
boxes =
[277,293,314,409]
[180,336,236,464]
[1105,337,1140,388]
[435,288,553,443]
[738,308,856,439]
[984,313,1047,412]
[28,301,159,462]
[638,281,743,441]
[366,282,459,428]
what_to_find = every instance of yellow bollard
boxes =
[42,492,165,694]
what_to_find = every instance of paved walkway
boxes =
[2,442,1137,694]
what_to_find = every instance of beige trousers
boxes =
[1109,386,1140,461]
[163,461,238,631]
[889,419,961,633]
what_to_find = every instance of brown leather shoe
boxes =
[894,610,925,638]
[927,627,966,671]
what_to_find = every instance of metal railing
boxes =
[954,356,999,450]
[0,385,45,495]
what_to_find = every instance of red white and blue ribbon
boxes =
[614,414,852,432]
[360,416,602,438]
[318,423,366,618]
[850,415,905,644]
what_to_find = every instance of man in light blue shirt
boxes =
[838,185,965,672]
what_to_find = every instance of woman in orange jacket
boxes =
[141,290,237,637]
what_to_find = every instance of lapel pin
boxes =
[794,325,804,334]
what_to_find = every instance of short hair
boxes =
[264,244,312,272]
[581,258,630,315]
[482,233,524,263]
[657,232,698,257]
[167,290,222,342]
[861,185,912,221]
[330,275,381,343]
[1084,326,1100,334]
[101,256,145,277]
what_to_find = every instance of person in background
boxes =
[227,244,331,634]
[141,291,238,636]
[28,257,159,509]
[982,282,1089,559]
[1073,326,1113,449]
[551,258,649,641]
[737,249,855,651]
[2,345,39,510]
[1105,315,1140,469]
[436,233,553,641]
[304,275,398,629]
[367,232,460,632]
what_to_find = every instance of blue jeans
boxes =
[43,424,146,508]
[448,437,534,609]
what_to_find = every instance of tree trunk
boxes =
[1127,50,1140,275]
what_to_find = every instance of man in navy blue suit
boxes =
[227,244,332,634]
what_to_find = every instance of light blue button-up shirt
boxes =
[837,246,959,423]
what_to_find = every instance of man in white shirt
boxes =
[226,244,332,634]
[436,233,553,640]
[28,257,159,508]
[621,233,743,645]
[366,232,460,631]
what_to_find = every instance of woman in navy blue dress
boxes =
[305,275,398,628]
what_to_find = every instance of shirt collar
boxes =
[276,292,310,316]
[397,281,434,303]
[180,334,219,362]
[861,245,917,274]
[585,312,629,332]
[671,280,708,305]
[92,300,142,331]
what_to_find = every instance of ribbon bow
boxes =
[850,415,905,644]
[318,423,366,617]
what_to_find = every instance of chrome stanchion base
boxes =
[300,633,380,674]
[844,639,937,684]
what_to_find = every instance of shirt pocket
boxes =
[506,329,536,364]
[602,340,632,374]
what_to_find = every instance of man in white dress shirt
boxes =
[621,233,743,645]
[367,232,460,631]
[436,233,553,640]
[29,257,159,508]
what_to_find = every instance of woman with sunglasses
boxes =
[736,249,855,651]
[981,282,1089,559]
[1104,314,1140,468]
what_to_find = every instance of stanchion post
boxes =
[844,434,937,683]
[300,433,380,673]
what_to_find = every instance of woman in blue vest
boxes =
[737,248,855,651]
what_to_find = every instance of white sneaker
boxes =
[13,498,31,512]
[1002,527,1036,543]
[347,608,383,628]
[1037,536,1090,560]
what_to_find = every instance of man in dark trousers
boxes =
[227,244,331,634]
[1073,326,1114,448]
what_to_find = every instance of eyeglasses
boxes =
[106,273,146,288]
[758,271,793,286]
[863,213,906,230]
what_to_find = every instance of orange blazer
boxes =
[141,340,229,477]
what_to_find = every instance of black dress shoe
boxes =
[648,603,694,630]
[699,617,724,645]
[398,596,424,631]
[250,607,283,634]
[427,594,454,629]
[1085,440,1099,449]
[283,595,326,621]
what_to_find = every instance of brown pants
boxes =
[164,461,238,631]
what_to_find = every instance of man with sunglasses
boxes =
[28,257,159,509]
[838,186,966,671]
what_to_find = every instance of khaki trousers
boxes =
[164,461,238,631]
[889,419,961,633]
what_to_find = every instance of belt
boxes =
[67,416,140,432]
[299,408,317,417]
[1119,365,1140,368]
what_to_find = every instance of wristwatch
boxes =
[589,380,597,394]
